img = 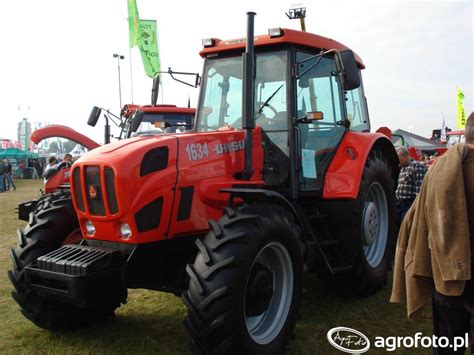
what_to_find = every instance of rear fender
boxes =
[323,132,398,199]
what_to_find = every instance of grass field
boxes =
[0,179,433,354]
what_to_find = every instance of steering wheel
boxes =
[256,101,278,119]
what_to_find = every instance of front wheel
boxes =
[8,190,117,330]
[182,204,303,354]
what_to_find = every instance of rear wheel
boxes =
[8,190,116,330]
[341,151,397,296]
[182,204,303,354]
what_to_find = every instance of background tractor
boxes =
[17,68,197,223]
[17,103,195,221]
[10,12,398,354]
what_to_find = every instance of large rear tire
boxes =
[8,190,116,330]
[336,151,397,297]
[182,204,303,354]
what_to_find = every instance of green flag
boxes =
[138,19,161,78]
[457,87,466,129]
[128,0,140,48]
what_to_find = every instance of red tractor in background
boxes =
[446,130,465,147]
[17,102,196,222]
[10,13,399,354]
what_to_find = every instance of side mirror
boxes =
[336,50,361,91]
[151,75,160,106]
[88,106,102,127]
[131,110,145,132]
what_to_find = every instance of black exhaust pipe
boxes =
[151,74,160,107]
[242,11,256,180]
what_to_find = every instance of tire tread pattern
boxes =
[182,204,303,354]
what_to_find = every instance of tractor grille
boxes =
[104,167,119,214]
[85,166,105,216]
[72,165,119,216]
[72,167,85,211]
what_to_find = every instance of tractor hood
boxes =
[70,129,263,244]
[76,133,177,162]
[71,133,179,243]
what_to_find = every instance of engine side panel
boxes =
[167,128,264,238]
[71,129,264,244]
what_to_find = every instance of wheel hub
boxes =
[245,263,274,317]
[363,201,378,246]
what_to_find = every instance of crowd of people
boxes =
[0,154,74,193]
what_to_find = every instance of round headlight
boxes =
[85,220,95,235]
[120,223,132,239]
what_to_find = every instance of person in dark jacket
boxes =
[34,159,42,178]
[0,160,5,192]
[5,159,16,191]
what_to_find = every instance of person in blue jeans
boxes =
[5,159,16,191]
[0,160,5,193]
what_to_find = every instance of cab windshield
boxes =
[196,51,288,132]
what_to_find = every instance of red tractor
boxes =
[9,13,398,354]
[446,130,465,147]
[17,102,196,221]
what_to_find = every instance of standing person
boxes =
[5,159,16,191]
[391,112,474,354]
[395,146,427,223]
[34,159,42,178]
[30,159,39,179]
[0,160,5,193]
[17,159,25,179]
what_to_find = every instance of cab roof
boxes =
[122,104,196,118]
[200,28,365,69]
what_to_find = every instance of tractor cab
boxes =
[122,104,195,135]
[197,28,371,195]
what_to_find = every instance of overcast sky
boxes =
[0,0,472,143]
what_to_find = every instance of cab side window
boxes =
[345,78,370,132]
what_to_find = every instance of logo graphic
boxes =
[89,185,99,199]
[327,327,370,354]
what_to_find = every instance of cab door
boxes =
[294,50,347,193]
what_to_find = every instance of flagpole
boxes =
[441,112,446,142]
